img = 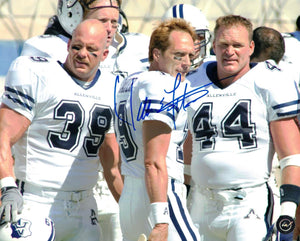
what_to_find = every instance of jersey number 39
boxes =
[47,100,112,157]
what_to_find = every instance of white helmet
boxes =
[0,213,55,241]
[162,4,211,70]
[57,0,84,35]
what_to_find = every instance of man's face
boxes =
[85,0,119,46]
[67,21,108,82]
[156,30,195,81]
[213,24,254,79]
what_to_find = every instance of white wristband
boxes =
[281,201,297,219]
[0,176,17,189]
[184,164,191,176]
[279,154,300,171]
[150,202,170,225]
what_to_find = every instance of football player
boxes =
[0,19,122,241]
[290,15,300,41]
[115,18,200,241]
[186,15,300,241]
[162,4,214,210]
[20,1,149,240]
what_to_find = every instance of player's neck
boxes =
[216,65,250,88]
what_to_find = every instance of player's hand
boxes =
[148,223,168,241]
[0,187,23,224]
[264,215,295,241]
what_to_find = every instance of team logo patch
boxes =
[163,207,169,216]
[276,215,295,234]
[244,209,260,220]
[11,218,32,238]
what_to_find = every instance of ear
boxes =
[249,40,255,56]
[101,49,109,62]
[67,39,71,52]
[212,40,216,54]
[152,48,161,62]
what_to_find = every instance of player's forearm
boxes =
[100,159,123,202]
[0,105,30,179]
[0,127,15,179]
[0,143,15,179]
[99,132,123,201]
[145,160,170,230]
[103,167,123,202]
[144,159,168,203]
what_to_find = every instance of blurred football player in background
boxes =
[251,26,285,64]
[281,15,300,68]
[290,15,300,41]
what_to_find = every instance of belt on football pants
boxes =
[16,179,93,202]
[195,182,267,202]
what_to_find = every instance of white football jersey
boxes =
[282,33,300,66]
[99,32,149,79]
[21,34,69,63]
[115,71,188,182]
[2,56,115,190]
[186,60,300,189]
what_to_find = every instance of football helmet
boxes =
[162,4,211,70]
[0,212,55,241]
[118,8,129,33]
[57,0,84,35]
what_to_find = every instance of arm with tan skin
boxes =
[270,117,300,239]
[98,133,123,203]
[0,104,31,223]
[183,130,192,186]
[0,104,31,179]
[143,120,171,241]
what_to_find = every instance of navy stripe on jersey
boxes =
[5,86,35,103]
[272,99,300,109]
[272,99,300,117]
[48,219,56,241]
[168,179,199,241]
[277,109,300,117]
[140,58,148,63]
[4,94,33,111]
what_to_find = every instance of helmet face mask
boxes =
[162,3,211,70]
[192,29,211,69]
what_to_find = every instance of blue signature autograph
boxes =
[114,73,212,130]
